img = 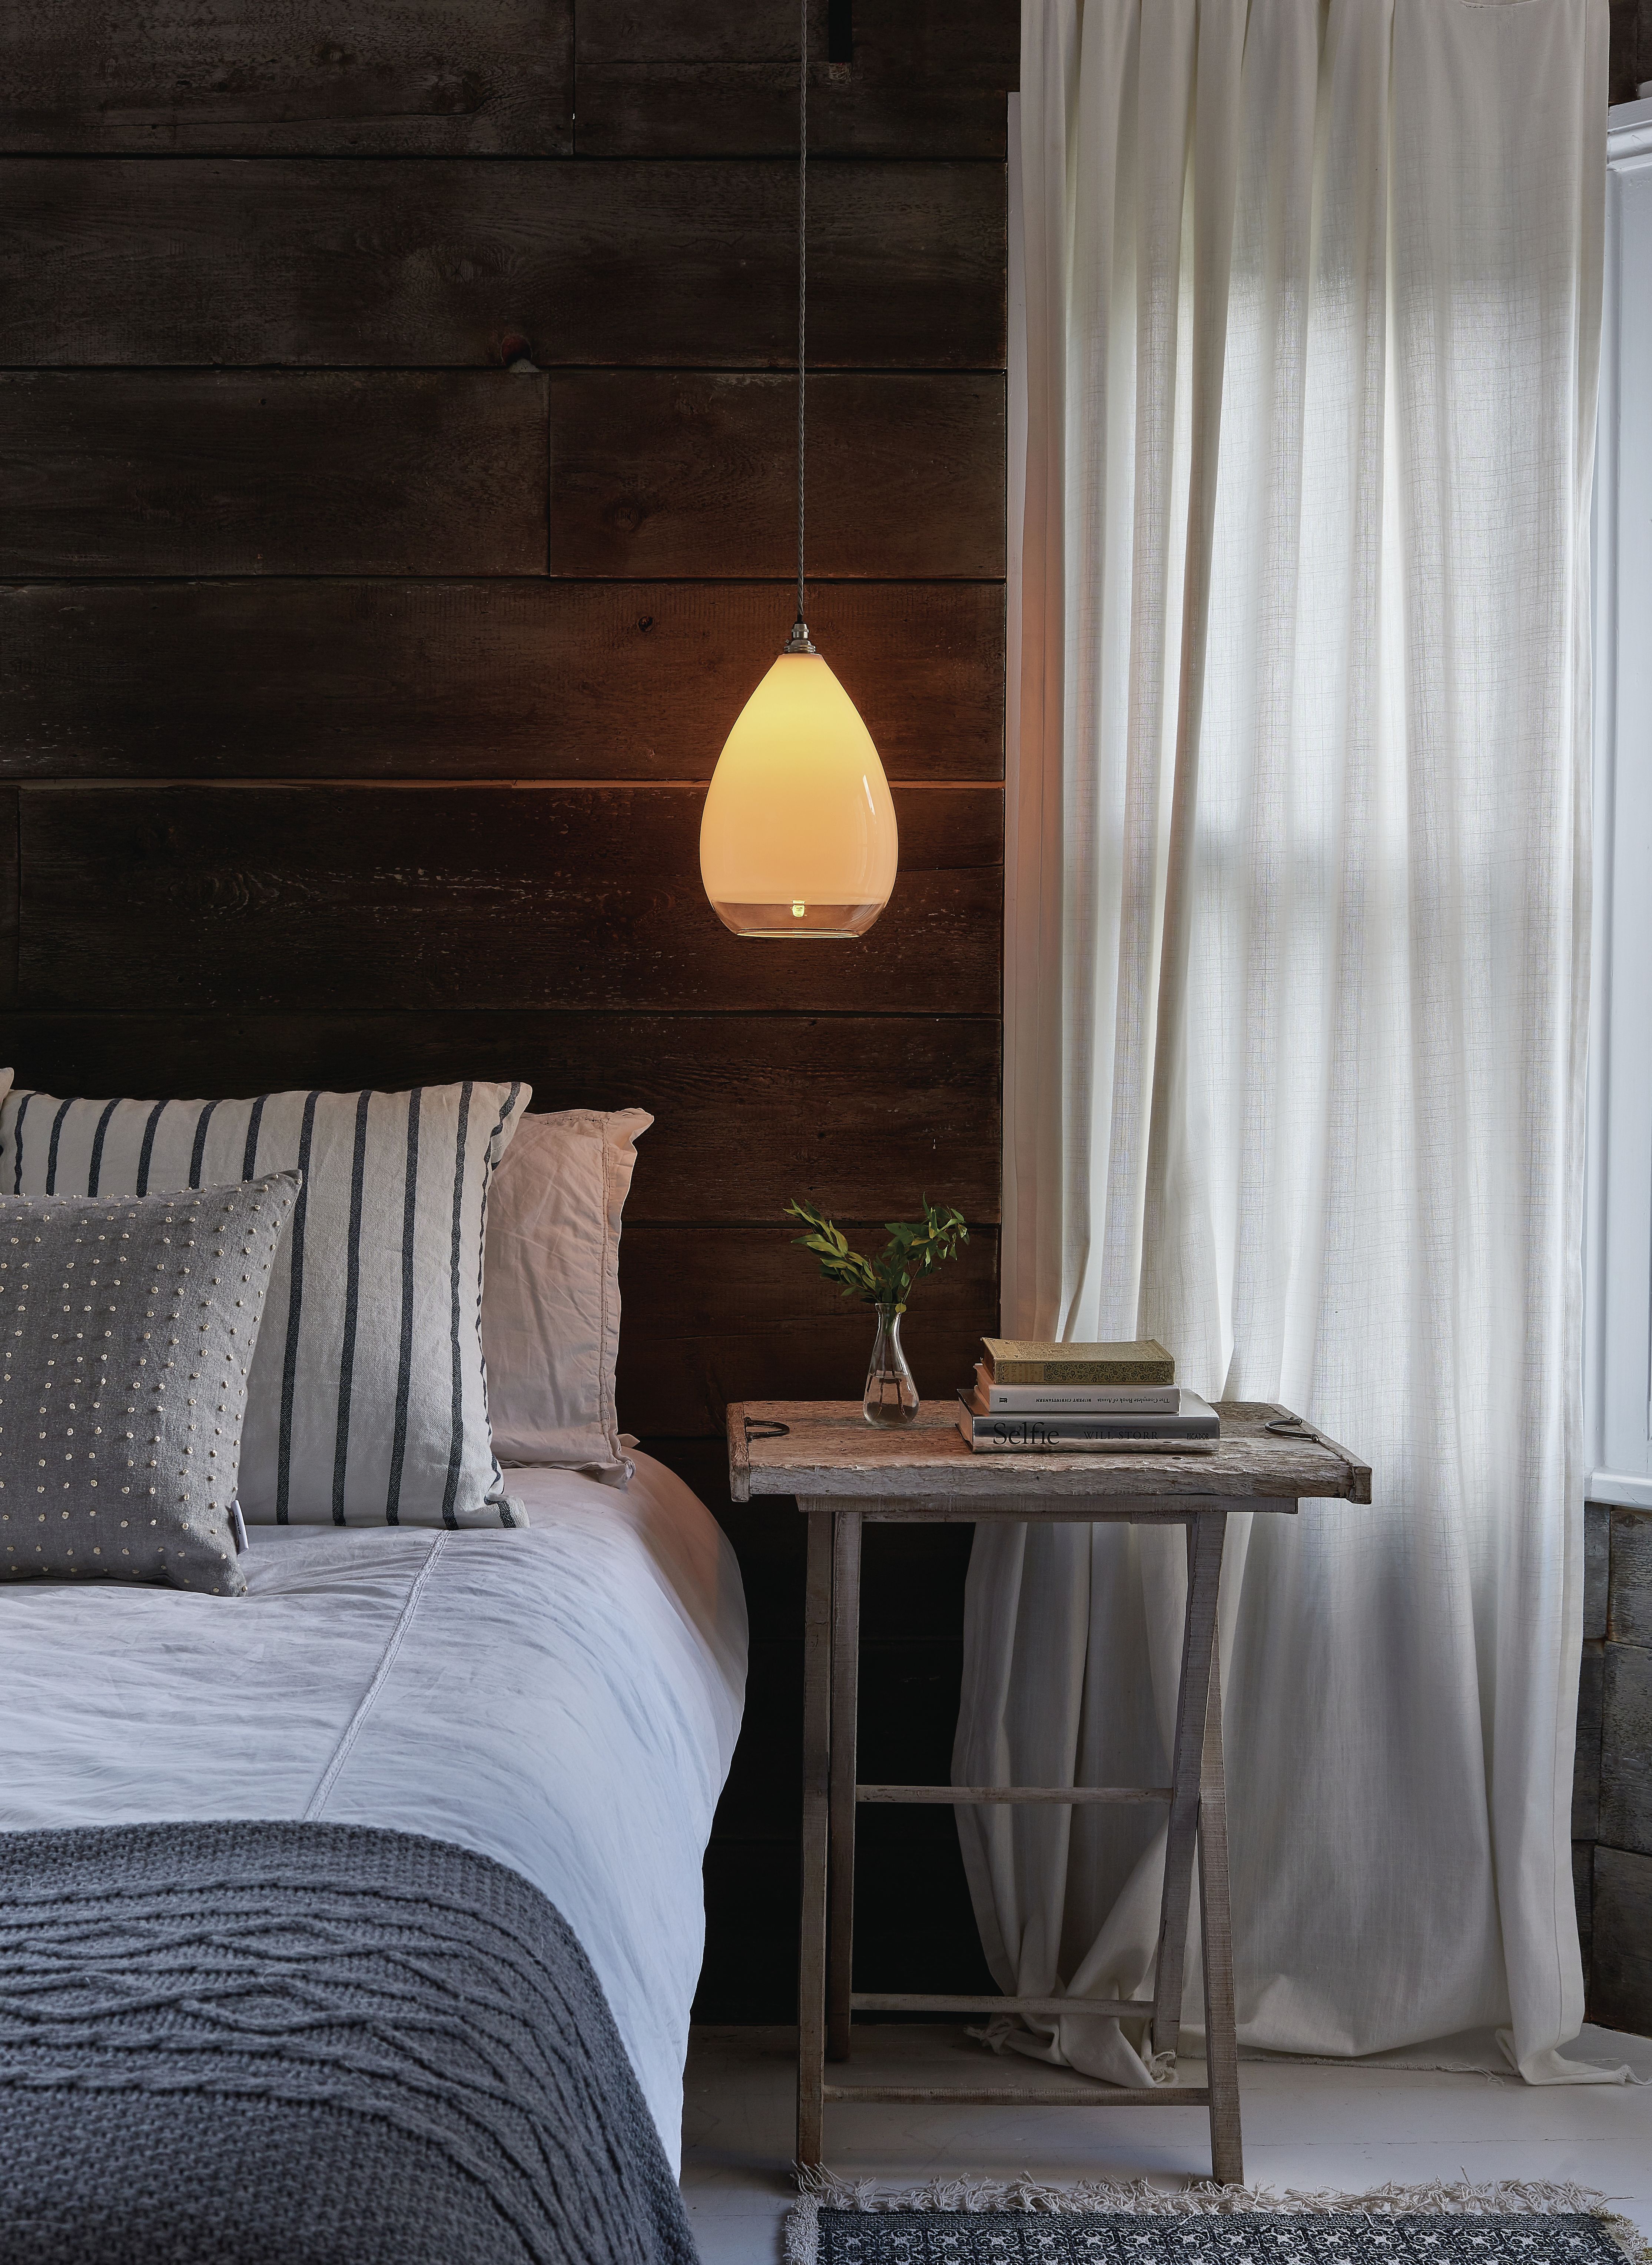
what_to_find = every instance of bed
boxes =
[0,1083,747,2264]
[0,1455,746,2172]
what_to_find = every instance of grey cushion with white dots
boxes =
[0,1175,300,1595]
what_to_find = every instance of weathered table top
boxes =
[726,1399,1372,1508]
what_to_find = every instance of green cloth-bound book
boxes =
[981,1336,1176,1386]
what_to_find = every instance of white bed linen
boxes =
[0,1453,747,2170]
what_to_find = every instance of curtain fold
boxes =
[959,0,1619,2088]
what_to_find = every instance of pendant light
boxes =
[699,0,898,940]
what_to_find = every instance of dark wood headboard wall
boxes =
[0,0,1016,2014]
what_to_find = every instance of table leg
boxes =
[827,1510,863,2062]
[1151,1508,1226,2062]
[1198,1639,1243,2184]
[797,1510,835,2166]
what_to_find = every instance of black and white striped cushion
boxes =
[0,1082,530,1527]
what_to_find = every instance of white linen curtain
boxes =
[956,0,1619,2088]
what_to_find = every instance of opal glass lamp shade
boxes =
[700,649,899,939]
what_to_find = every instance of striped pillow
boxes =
[0,1082,531,1528]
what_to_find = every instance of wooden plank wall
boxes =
[1610,2,1651,104]
[1575,1504,1652,2034]
[0,0,1015,2017]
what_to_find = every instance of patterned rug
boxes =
[786,2183,1646,2265]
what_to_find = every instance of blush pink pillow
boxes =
[481,1109,650,1485]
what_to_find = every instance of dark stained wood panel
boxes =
[0,160,1004,373]
[618,1223,1000,1435]
[0,581,1004,783]
[0,374,548,579]
[576,0,1018,159]
[551,373,1006,580]
[0,1011,1002,1224]
[1610,4,1650,105]
[19,784,1003,1015]
[0,0,573,154]
[0,786,16,1011]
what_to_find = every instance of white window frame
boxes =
[1584,95,1652,1510]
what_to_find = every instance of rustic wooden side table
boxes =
[727,1398,1371,2185]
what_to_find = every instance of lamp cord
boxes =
[796,0,807,633]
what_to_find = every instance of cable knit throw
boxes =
[0,1820,698,2265]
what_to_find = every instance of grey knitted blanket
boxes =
[0,1820,699,2265]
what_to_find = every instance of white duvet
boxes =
[0,1454,747,2171]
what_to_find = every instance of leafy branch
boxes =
[786,1198,969,1311]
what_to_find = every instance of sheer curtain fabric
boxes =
[959,0,1618,2087]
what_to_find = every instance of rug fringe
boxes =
[785,2172,1648,2265]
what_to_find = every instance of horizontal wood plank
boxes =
[0,785,16,1011]
[618,1224,1000,1436]
[0,581,1004,781]
[0,0,574,154]
[0,160,1003,372]
[551,372,1005,579]
[0,1012,1001,1223]
[18,784,1003,1014]
[577,63,1011,163]
[576,0,1017,160]
[0,373,547,577]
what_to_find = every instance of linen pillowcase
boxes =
[0,1175,301,1594]
[481,1109,651,1485]
[0,1082,530,1528]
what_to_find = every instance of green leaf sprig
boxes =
[786,1198,969,1312]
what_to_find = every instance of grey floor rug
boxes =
[787,2184,1645,2265]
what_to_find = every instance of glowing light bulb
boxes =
[700,648,899,940]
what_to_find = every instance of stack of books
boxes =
[956,1338,1220,1454]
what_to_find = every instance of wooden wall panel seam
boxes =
[547,369,1006,579]
[0,371,551,578]
[0,0,577,157]
[0,571,1008,788]
[0,1011,1003,1224]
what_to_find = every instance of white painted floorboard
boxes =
[681,2023,1652,2264]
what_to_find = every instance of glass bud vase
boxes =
[863,1303,919,1427]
